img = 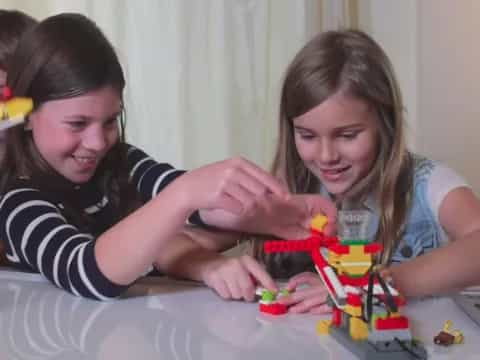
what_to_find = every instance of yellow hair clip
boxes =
[0,87,34,131]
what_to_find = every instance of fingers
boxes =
[213,278,233,300]
[288,298,330,314]
[241,255,277,293]
[308,303,333,315]
[281,195,337,237]
[285,271,322,291]
[205,255,274,302]
[310,195,337,221]
[214,193,245,215]
[302,195,338,233]
[278,272,330,313]
[278,286,330,314]
[237,158,288,198]
[211,158,288,214]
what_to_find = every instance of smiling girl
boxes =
[249,29,480,313]
[0,13,336,300]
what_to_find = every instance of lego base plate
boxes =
[329,326,428,360]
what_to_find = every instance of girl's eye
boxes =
[68,121,87,129]
[300,133,315,140]
[295,129,315,140]
[104,117,118,128]
[340,131,359,139]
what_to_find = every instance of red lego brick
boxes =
[375,316,409,330]
[338,274,370,287]
[332,307,342,327]
[328,243,350,254]
[346,293,362,306]
[259,302,287,315]
[364,243,382,254]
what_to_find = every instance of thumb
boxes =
[323,217,337,236]
[307,195,337,220]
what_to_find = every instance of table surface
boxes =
[0,269,479,360]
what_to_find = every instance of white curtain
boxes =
[4,0,356,169]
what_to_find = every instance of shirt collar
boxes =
[318,183,378,213]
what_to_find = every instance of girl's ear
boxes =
[24,111,37,131]
[24,118,32,131]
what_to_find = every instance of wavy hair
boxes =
[251,29,413,271]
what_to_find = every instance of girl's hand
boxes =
[200,254,277,302]
[179,157,288,215]
[277,271,332,314]
[199,193,337,239]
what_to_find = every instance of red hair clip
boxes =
[1,86,12,101]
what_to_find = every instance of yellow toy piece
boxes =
[311,214,328,232]
[344,304,362,317]
[0,97,34,131]
[349,317,369,340]
[331,245,372,276]
[443,320,464,344]
[316,319,332,335]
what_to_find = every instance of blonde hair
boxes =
[252,29,413,272]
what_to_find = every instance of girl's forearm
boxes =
[153,231,225,282]
[94,180,195,285]
[390,230,480,297]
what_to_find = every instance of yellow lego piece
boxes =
[311,214,328,232]
[336,245,372,276]
[443,320,464,344]
[344,304,362,317]
[0,97,33,129]
[316,319,331,335]
[350,317,369,340]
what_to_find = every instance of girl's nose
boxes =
[83,128,107,151]
[319,140,340,164]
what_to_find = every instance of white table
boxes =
[0,269,479,360]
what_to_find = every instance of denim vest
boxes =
[391,157,443,263]
[332,157,444,264]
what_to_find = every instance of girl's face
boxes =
[293,93,379,201]
[28,86,121,183]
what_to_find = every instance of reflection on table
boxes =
[0,270,479,360]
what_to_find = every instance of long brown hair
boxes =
[1,13,138,230]
[0,10,37,70]
[0,10,37,265]
[253,29,413,269]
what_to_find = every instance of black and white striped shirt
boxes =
[0,145,196,300]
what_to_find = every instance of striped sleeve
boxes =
[0,188,128,300]
[126,145,207,227]
[126,145,185,202]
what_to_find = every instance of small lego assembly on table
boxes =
[256,287,290,315]
[0,86,34,131]
[264,211,428,359]
[433,320,464,346]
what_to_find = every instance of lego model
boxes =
[433,320,464,346]
[256,287,290,315]
[264,211,428,359]
[0,86,34,131]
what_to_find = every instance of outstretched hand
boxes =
[180,157,289,215]
[199,193,337,239]
[201,254,277,302]
[277,271,332,314]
